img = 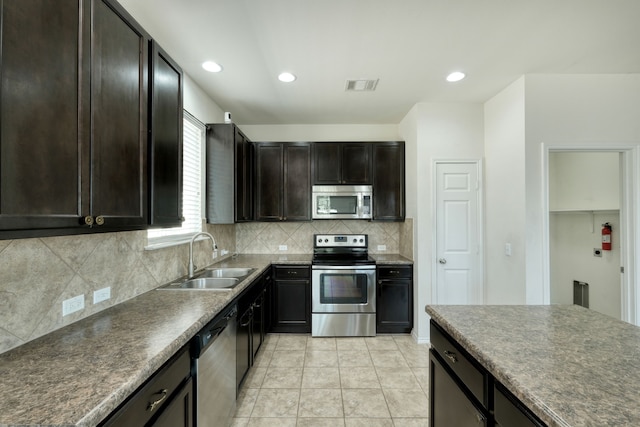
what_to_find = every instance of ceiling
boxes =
[118,0,640,125]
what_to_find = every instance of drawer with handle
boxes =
[430,320,488,408]
[377,265,412,280]
[100,345,191,426]
[274,265,310,280]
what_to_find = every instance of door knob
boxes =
[439,258,447,264]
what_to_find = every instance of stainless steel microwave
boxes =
[312,185,372,219]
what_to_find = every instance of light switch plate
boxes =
[279,245,288,251]
[93,287,111,304]
[377,245,387,251]
[62,295,84,316]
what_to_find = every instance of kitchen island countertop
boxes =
[0,254,311,427]
[426,304,640,427]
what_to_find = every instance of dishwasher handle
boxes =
[192,305,237,357]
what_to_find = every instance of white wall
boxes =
[239,124,400,142]
[524,74,640,304]
[400,103,484,342]
[483,75,640,306]
[483,77,527,304]
[183,74,225,124]
[550,211,621,319]
[549,152,620,211]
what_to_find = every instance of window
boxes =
[146,111,204,248]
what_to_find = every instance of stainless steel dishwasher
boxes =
[192,304,237,427]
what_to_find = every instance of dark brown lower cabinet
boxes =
[430,320,548,427]
[430,350,488,427]
[271,266,311,333]
[494,383,545,427]
[376,265,413,333]
[152,378,193,427]
[99,345,192,427]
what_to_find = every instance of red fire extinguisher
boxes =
[602,223,612,251]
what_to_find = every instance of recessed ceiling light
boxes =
[202,61,222,73]
[278,72,296,83]
[446,71,466,82]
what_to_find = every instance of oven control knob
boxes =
[359,238,364,243]
[318,239,322,243]
[353,238,357,243]
[324,239,329,242]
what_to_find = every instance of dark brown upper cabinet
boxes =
[372,142,405,221]
[312,142,372,185]
[255,142,311,221]
[148,41,183,228]
[1,0,152,238]
[206,124,253,223]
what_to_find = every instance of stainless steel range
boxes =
[311,234,376,337]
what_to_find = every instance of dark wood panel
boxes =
[90,0,147,227]
[235,128,253,222]
[283,143,311,220]
[377,267,413,334]
[0,0,87,230]
[372,142,405,221]
[149,41,182,227]
[254,143,283,220]
[312,143,341,184]
[341,143,371,184]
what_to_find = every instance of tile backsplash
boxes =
[0,223,235,355]
[236,220,411,256]
[0,219,412,355]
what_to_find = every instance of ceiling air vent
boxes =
[345,79,379,92]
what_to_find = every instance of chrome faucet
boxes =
[188,232,217,278]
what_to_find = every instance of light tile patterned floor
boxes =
[231,334,430,427]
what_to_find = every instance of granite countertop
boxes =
[0,254,311,427]
[426,304,640,427]
[370,253,413,264]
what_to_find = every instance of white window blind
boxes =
[146,111,204,248]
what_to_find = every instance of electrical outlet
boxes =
[62,295,84,316]
[221,249,229,256]
[279,245,288,251]
[93,287,111,304]
[377,245,387,251]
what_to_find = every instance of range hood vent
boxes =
[345,79,379,92]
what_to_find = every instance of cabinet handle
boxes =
[83,216,94,226]
[443,350,458,363]
[95,216,105,226]
[146,389,168,412]
[390,270,399,274]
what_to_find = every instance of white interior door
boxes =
[434,161,482,304]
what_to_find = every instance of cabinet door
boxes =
[283,143,311,220]
[149,41,183,227]
[90,0,148,228]
[377,279,413,334]
[0,0,88,234]
[372,142,405,221]
[255,143,283,220]
[430,350,488,427]
[236,305,252,392]
[151,378,193,427]
[494,383,545,427]
[235,128,253,222]
[341,143,371,184]
[313,143,342,184]
[272,279,311,333]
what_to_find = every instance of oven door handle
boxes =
[312,265,376,270]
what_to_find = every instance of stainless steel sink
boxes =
[161,277,240,290]
[202,267,255,278]
[158,267,256,291]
